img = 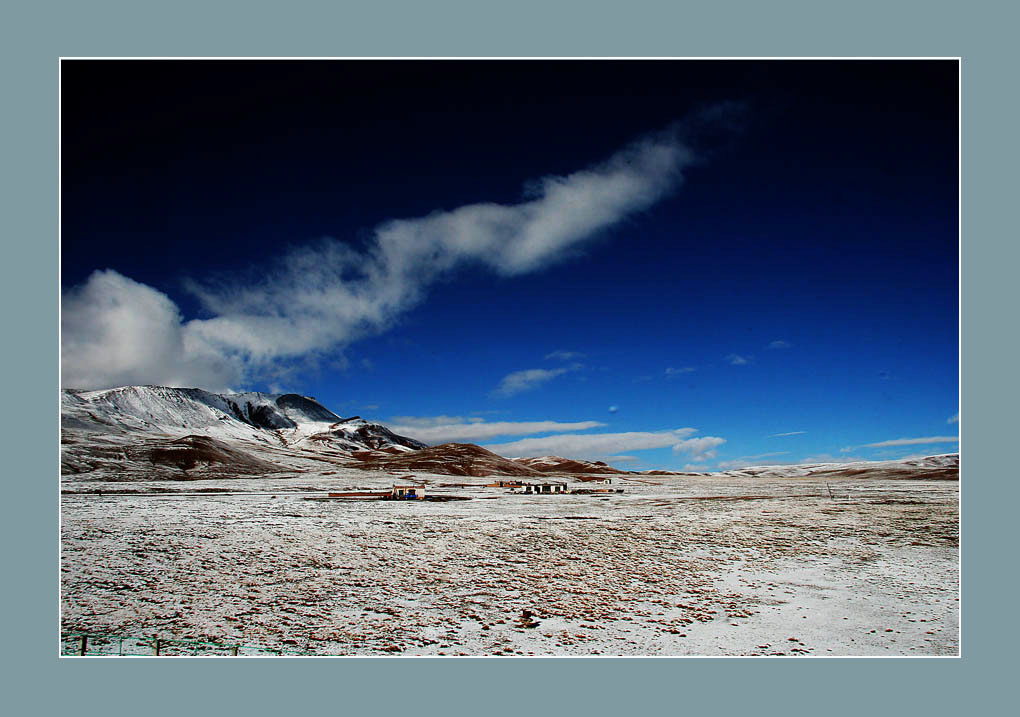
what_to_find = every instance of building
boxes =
[391,485,426,499]
[521,482,567,494]
[486,479,527,488]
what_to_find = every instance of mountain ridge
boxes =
[61,384,425,453]
[60,385,960,482]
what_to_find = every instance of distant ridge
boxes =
[60,386,959,483]
[348,443,545,477]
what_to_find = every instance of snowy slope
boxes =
[637,453,959,480]
[61,385,425,453]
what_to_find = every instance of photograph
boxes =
[59,58,959,657]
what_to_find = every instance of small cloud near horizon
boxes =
[862,435,960,448]
[608,405,619,413]
[948,412,959,424]
[770,430,806,437]
[483,427,719,461]
[726,353,750,366]
[767,340,792,349]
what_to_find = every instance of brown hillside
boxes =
[348,443,545,477]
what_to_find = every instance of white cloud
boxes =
[485,428,700,459]
[716,459,759,470]
[673,436,726,461]
[60,271,240,391]
[726,353,750,365]
[718,452,860,470]
[797,454,863,464]
[383,417,606,444]
[862,436,960,448]
[948,413,959,424]
[491,364,581,397]
[546,350,585,361]
[608,405,619,413]
[767,340,792,349]
[386,415,480,428]
[665,366,696,376]
[771,430,806,437]
[63,126,698,390]
[716,451,790,470]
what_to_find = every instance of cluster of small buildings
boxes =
[320,478,622,502]
[325,485,427,500]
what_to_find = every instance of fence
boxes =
[61,633,307,656]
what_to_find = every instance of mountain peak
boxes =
[60,384,424,454]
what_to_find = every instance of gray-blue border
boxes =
[3,1,1012,714]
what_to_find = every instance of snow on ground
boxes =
[60,469,959,656]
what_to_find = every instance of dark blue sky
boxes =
[61,60,959,469]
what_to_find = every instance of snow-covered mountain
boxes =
[61,386,426,479]
[62,385,425,451]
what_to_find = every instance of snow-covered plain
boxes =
[61,467,959,656]
[59,386,959,656]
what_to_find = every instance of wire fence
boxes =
[61,633,307,656]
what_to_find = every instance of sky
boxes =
[60,60,959,470]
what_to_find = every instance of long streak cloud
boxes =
[62,123,704,390]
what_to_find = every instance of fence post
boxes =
[231,646,239,656]
[152,638,161,656]
[78,635,87,656]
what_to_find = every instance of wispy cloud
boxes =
[749,451,791,459]
[484,427,711,459]
[62,121,706,391]
[386,415,484,428]
[491,364,581,397]
[545,350,585,361]
[608,405,619,414]
[797,453,865,464]
[665,366,696,377]
[862,436,960,448]
[719,452,862,470]
[385,417,607,444]
[948,412,959,424]
[771,430,806,437]
[726,353,750,366]
[716,451,790,470]
[767,340,792,349]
